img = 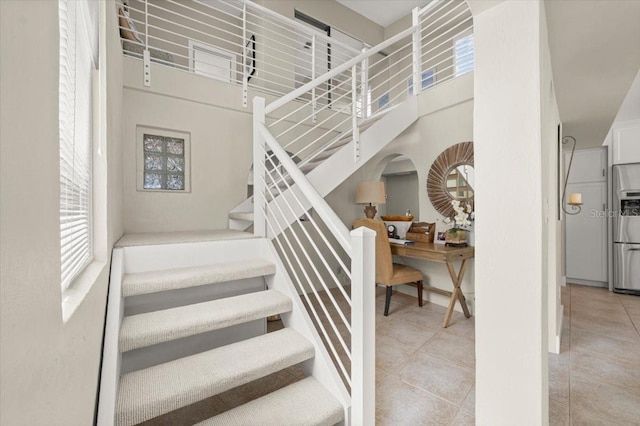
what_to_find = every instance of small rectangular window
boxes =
[407,68,436,95]
[137,127,191,192]
[454,33,474,76]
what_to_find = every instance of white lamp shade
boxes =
[356,181,386,205]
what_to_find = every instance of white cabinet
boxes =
[566,148,607,183]
[565,147,608,285]
[613,120,640,165]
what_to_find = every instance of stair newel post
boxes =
[411,7,421,96]
[253,97,267,238]
[242,2,248,107]
[143,0,151,87]
[351,65,360,161]
[350,226,376,426]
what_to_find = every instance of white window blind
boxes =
[454,33,474,77]
[59,0,98,290]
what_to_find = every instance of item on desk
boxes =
[445,228,468,247]
[384,220,412,239]
[381,215,414,221]
[435,231,447,245]
[387,224,397,239]
[389,238,415,245]
[407,222,435,243]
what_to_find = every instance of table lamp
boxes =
[356,181,386,219]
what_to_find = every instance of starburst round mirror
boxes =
[427,141,474,217]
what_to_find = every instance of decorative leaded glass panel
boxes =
[166,139,184,155]
[144,134,164,153]
[144,172,162,189]
[166,174,184,190]
[144,154,163,171]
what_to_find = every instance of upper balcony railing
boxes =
[117,0,473,111]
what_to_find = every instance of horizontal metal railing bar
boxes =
[271,77,356,135]
[367,39,412,70]
[285,106,354,157]
[266,23,417,114]
[238,0,361,54]
[419,0,442,16]
[419,0,465,27]
[259,172,352,357]
[143,8,243,48]
[153,0,243,39]
[261,209,351,385]
[263,151,352,310]
[259,122,352,253]
[280,97,355,152]
[271,77,355,134]
[420,13,472,47]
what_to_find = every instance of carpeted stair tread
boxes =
[119,289,292,352]
[115,328,315,426]
[115,229,255,247]
[122,258,275,297]
[228,211,254,221]
[195,377,344,426]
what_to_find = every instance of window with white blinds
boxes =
[454,33,474,77]
[59,0,99,290]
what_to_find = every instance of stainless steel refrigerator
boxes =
[613,164,640,295]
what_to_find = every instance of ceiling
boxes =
[337,0,640,149]
[545,0,640,148]
[336,0,428,27]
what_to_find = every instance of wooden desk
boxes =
[390,242,474,328]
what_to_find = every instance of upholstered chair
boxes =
[353,219,424,316]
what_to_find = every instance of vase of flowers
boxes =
[443,200,474,246]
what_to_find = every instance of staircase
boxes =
[98,231,350,425]
[228,99,418,231]
[102,0,474,423]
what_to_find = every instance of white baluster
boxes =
[253,97,266,237]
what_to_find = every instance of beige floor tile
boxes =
[450,409,474,426]
[570,311,639,343]
[570,349,640,394]
[549,398,569,426]
[549,339,570,405]
[400,351,474,406]
[377,319,437,352]
[570,328,640,366]
[376,334,414,376]
[618,293,640,311]
[376,376,459,426]
[440,316,476,342]
[460,385,475,413]
[569,285,619,303]
[396,304,454,331]
[376,297,410,317]
[419,331,475,368]
[570,375,640,425]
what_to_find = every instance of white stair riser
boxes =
[121,320,265,374]
[124,277,266,316]
[122,238,263,274]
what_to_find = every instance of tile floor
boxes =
[375,284,640,426]
[549,284,640,425]
[146,284,640,425]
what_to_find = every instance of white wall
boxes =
[326,73,476,312]
[0,1,124,424]
[474,1,550,423]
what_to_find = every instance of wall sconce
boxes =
[561,136,583,215]
[356,181,386,219]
